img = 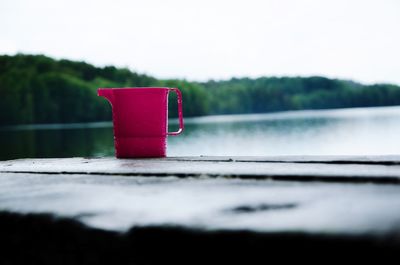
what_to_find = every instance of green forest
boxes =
[1,54,400,125]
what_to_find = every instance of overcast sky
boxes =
[1,0,399,84]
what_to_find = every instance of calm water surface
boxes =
[1,106,400,160]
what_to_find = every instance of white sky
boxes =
[0,0,399,84]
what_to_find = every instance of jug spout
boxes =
[98,88,114,104]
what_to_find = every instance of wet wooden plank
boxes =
[1,172,400,236]
[1,156,400,183]
[1,157,400,260]
[169,155,400,165]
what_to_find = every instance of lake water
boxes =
[1,105,400,160]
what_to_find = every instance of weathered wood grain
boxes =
[1,155,400,259]
[1,172,400,236]
[1,156,400,183]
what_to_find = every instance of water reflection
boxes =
[169,106,400,156]
[0,123,114,160]
[1,106,400,160]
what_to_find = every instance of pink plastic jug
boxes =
[98,87,184,158]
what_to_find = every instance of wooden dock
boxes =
[1,156,400,263]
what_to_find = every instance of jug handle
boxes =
[97,88,114,106]
[168,88,184,136]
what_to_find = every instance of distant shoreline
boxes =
[2,105,400,131]
[2,54,400,126]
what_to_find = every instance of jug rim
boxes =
[98,87,171,90]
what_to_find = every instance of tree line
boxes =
[1,54,400,125]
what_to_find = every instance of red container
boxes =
[98,87,184,158]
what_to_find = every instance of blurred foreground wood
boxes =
[1,156,400,263]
